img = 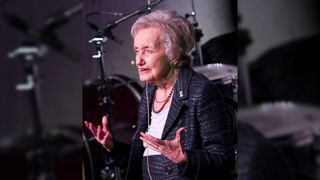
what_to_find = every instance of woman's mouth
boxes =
[138,68,150,74]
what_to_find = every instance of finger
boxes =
[97,125,102,139]
[85,121,97,135]
[102,132,111,142]
[84,120,92,130]
[140,132,160,143]
[84,121,89,129]
[102,116,109,132]
[102,133,112,144]
[175,127,185,140]
[139,136,160,152]
[140,132,146,136]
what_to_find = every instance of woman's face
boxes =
[133,27,172,84]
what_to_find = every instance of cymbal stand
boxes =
[8,42,54,180]
[185,0,204,66]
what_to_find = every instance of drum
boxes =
[83,74,142,144]
[238,101,320,179]
[193,63,238,102]
[237,101,320,139]
[82,74,143,180]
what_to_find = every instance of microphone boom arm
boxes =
[102,0,162,31]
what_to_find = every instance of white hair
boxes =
[131,10,195,66]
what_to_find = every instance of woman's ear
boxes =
[171,55,180,66]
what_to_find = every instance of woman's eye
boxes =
[134,48,155,55]
[145,49,154,53]
[134,50,140,54]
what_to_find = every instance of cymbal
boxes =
[193,63,237,81]
[237,102,320,138]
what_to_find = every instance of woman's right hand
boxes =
[84,116,114,152]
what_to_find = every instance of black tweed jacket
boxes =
[113,67,235,179]
[122,68,235,179]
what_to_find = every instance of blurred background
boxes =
[1,0,320,180]
[237,0,320,180]
[0,0,83,179]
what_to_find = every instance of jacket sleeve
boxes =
[183,83,235,179]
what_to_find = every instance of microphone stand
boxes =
[88,36,114,132]
[8,42,54,180]
[88,36,119,180]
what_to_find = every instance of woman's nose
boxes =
[135,53,145,66]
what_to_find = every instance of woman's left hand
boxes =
[140,127,187,164]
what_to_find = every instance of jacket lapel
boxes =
[161,67,193,139]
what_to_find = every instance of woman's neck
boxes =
[154,68,179,91]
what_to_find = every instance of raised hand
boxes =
[139,127,186,164]
[84,116,114,152]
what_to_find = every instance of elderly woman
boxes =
[85,10,235,179]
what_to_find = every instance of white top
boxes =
[143,107,170,156]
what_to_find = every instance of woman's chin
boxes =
[139,75,150,82]
[139,77,154,84]
[139,76,149,82]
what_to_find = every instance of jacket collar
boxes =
[175,66,194,101]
